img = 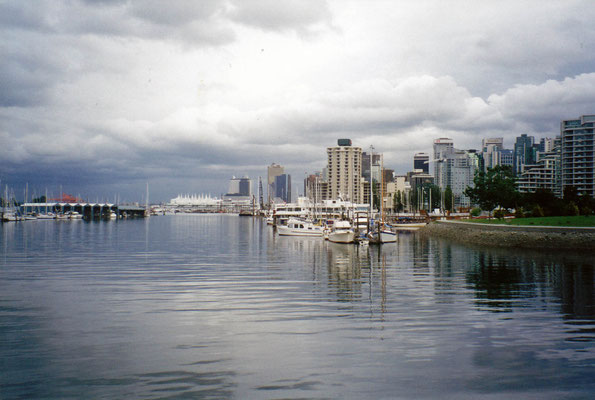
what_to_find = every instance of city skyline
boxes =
[2,1,595,202]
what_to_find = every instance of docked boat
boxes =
[392,222,427,231]
[37,212,56,220]
[327,220,356,244]
[277,218,324,237]
[1,210,20,222]
[68,211,83,219]
[369,227,397,243]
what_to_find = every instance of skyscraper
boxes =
[274,174,292,203]
[560,115,595,198]
[327,139,363,202]
[267,163,284,202]
[414,153,429,174]
[514,134,536,175]
[481,138,504,171]
[433,138,454,188]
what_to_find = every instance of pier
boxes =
[19,202,147,220]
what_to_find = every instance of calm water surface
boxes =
[1,215,594,399]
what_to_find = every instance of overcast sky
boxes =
[2,0,595,202]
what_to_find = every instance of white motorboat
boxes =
[36,212,56,220]
[277,218,324,237]
[1,210,20,222]
[68,211,83,219]
[327,220,356,244]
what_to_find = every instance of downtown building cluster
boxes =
[293,114,595,212]
[209,114,594,212]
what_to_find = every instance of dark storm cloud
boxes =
[2,1,595,201]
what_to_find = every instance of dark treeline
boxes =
[465,165,595,217]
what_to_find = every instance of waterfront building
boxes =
[517,142,561,196]
[327,139,364,203]
[413,153,430,174]
[267,163,284,202]
[169,194,219,206]
[560,115,595,197]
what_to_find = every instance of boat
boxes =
[392,222,427,231]
[368,150,397,244]
[68,211,83,219]
[327,220,356,243]
[37,212,56,220]
[277,218,324,237]
[109,211,117,219]
[1,210,20,222]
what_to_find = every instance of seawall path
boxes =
[419,219,595,250]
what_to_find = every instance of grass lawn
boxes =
[465,215,595,227]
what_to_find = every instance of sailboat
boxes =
[369,151,397,244]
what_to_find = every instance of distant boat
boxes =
[277,218,324,237]
[392,222,427,231]
[239,210,253,217]
[37,212,56,220]
[68,211,83,219]
[1,210,20,222]
[328,220,356,244]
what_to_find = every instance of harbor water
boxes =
[1,215,594,399]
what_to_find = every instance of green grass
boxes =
[465,215,595,227]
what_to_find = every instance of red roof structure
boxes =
[49,193,84,203]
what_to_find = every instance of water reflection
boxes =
[1,217,594,399]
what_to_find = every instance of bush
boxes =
[493,209,505,219]
[564,202,580,216]
[515,207,525,218]
[470,207,481,217]
[532,204,545,218]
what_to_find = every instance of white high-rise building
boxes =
[433,138,479,209]
[561,115,595,197]
[326,139,363,203]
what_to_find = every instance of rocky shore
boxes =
[419,220,595,250]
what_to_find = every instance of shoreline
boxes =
[419,219,595,249]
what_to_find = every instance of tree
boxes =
[372,181,380,210]
[444,186,453,213]
[394,190,404,214]
[464,165,518,215]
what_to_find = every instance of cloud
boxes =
[2,1,595,201]
[488,73,595,133]
[228,0,333,36]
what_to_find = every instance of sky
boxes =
[2,0,595,203]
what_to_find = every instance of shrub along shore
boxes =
[419,219,595,249]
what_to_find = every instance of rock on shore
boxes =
[419,220,595,250]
